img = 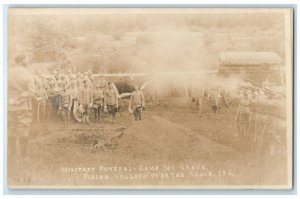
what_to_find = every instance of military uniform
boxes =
[45,79,58,120]
[191,81,205,116]
[79,85,93,123]
[98,78,108,90]
[92,87,104,121]
[104,87,118,124]
[59,87,72,124]
[8,55,35,175]
[236,92,252,138]
[76,78,84,91]
[8,64,35,137]
[69,81,79,118]
[34,82,48,122]
[129,90,145,121]
[208,88,220,113]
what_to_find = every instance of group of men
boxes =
[33,70,146,125]
[8,54,146,170]
[8,53,284,180]
[190,76,285,157]
[33,69,122,124]
[236,86,285,158]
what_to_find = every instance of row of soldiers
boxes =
[33,70,125,124]
[236,86,286,159]
[33,69,146,124]
[8,54,146,180]
[190,77,285,158]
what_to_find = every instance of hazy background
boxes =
[8,10,285,74]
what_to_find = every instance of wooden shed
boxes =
[218,51,283,83]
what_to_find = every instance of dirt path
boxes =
[9,104,287,187]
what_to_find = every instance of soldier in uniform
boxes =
[236,90,252,139]
[88,70,94,89]
[98,74,108,90]
[104,82,119,124]
[129,85,145,121]
[69,80,79,122]
[34,80,48,122]
[92,83,105,122]
[83,71,93,89]
[60,74,69,88]
[53,70,59,84]
[98,74,120,98]
[45,77,58,120]
[208,87,221,114]
[76,76,84,91]
[58,83,72,124]
[8,54,35,178]
[54,80,64,120]
[79,79,93,124]
[191,78,205,117]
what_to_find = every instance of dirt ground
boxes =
[8,97,288,188]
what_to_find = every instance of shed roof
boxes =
[219,52,282,65]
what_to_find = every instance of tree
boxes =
[11,16,78,66]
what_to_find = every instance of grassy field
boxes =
[8,97,288,188]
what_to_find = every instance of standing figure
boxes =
[60,74,69,88]
[88,70,94,89]
[69,80,79,122]
[129,85,145,121]
[208,87,221,114]
[191,79,205,117]
[54,72,60,84]
[59,84,72,124]
[84,71,93,89]
[45,78,58,120]
[98,74,107,90]
[8,54,35,176]
[236,90,252,139]
[79,80,93,124]
[34,80,48,122]
[76,77,84,91]
[248,90,266,146]
[104,82,119,124]
[99,74,120,98]
[92,83,104,122]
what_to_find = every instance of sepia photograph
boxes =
[7,8,293,189]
